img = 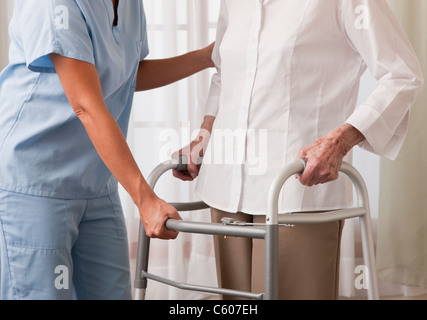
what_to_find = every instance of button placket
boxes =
[229,0,264,211]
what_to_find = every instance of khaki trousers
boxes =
[211,208,344,300]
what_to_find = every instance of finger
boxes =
[146,219,179,240]
[304,173,318,187]
[159,210,182,240]
[149,226,178,240]
[295,150,307,179]
[163,218,181,239]
[187,162,199,179]
[172,170,192,181]
[303,163,339,186]
[298,160,320,186]
[298,165,313,186]
[170,209,183,221]
[172,169,194,181]
[296,149,307,162]
[320,169,339,184]
[158,227,179,240]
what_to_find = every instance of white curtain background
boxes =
[0,0,13,69]
[376,0,427,296]
[0,0,425,300]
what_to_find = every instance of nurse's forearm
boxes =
[136,43,214,91]
[78,113,182,238]
[49,54,154,206]
[80,110,154,205]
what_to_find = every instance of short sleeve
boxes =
[139,2,149,61]
[14,0,95,73]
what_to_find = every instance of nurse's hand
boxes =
[136,42,215,91]
[172,116,215,181]
[297,124,365,187]
[139,193,182,240]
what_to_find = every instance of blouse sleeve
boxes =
[14,0,95,73]
[204,0,229,117]
[340,0,424,159]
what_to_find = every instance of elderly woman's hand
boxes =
[297,124,365,187]
[172,116,215,181]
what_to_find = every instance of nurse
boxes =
[174,0,424,299]
[0,0,213,299]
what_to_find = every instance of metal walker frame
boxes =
[134,159,379,300]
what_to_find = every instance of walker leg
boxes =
[134,223,151,300]
[264,225,279,300]
[359,215,380,300]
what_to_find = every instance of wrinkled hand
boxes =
[139,194,182,239]
[297,137,346,186]
[297,124,365,186]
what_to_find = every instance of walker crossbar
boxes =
[141,270,264,300]
[166,219,266,239]
[134,158,379,300]
[277,207,366,225]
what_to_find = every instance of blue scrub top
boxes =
[0,0,149,199]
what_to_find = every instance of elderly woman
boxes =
[174,0,423,299]
[0,0,213,299]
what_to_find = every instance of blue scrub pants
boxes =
[0,190,132,300]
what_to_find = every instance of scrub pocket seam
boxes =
[0,192,19,299]
[0,74,41,155]
[2,191,68,250]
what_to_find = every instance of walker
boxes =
[133,158,379,300]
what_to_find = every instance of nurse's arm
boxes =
[136,42,214,91]
[50,53,182,240]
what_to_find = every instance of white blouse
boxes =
[195,0,424,215]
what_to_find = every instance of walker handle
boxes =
[297,158,307,176]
